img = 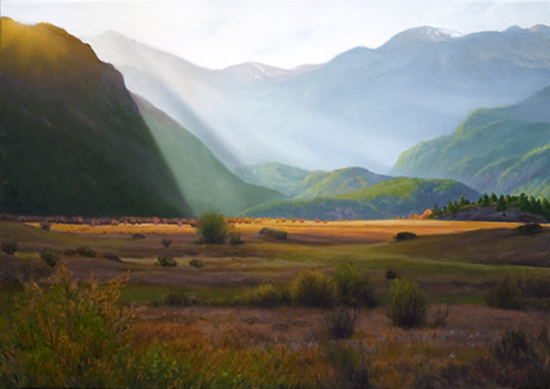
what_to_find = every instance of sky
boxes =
[3,0,550,69]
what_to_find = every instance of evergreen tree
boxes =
[496,195,507,211]
[480,194,491,207]
[490,193,498,204]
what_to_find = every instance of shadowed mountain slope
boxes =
[0,18,191,217]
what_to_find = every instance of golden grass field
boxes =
[2,218,550,388]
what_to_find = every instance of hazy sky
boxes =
[3,0,550,69]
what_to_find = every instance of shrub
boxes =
[161,238,172,248]
[324,307,361,339]
[162,291,192,307]
[518,271,550,298]
[189,259,204,268]
[132,233,146,239]
[244,283,291,307]
[103,253,121,262]
[1,240,17,255]
[333,262,376,307]
[387,279,430,329]
[515,223,543,235]
[385,269,397,280]
[485,275,525,310]
[323,343,370,388]
[291,270,337,308]
[195,213,229,244]
[394,232,417,241]
[0,266,135,387]
[40,248,59,268]
[228,228,243,245]
[156,256,177,267]
[63,249,76,256]
[40,222,51,231]
[430,304,452,328]
[75,246,96,257]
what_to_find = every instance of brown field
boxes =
[2,218,550,388]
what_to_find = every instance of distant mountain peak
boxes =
[385,26,462,46]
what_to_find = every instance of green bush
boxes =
[132,233,146,240]
[189,259,204,268]
[485,275,525,310]
[103,253,121,262]
[387,279,430,329]
[161,238,172,248]
[195,213,229,244]
[156,256,177,267]
[244,283,291,307]
[75,246,96,257]
[0,266,135,387]
[1,240,17,255]
[323,343,370,388]
[324,307,360,339]
[228,229,243,245]
[40,248,59,267]
[333,262,376,307]
[385,269,397,280]
[291,270,337,308]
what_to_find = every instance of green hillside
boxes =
[0,18,191,217]
[236,163,391,199]
[135,97,284,216]
[241,177,480,220]
[391,85,550,197]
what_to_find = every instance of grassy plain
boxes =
[2,219,550,388]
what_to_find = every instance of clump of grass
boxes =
[63,249,76,256]
[387,279,430,329]
[394,232,417,241]
[291,270,337,308]
[161,238,172,248]
[162,291,193,307]
[244,283,291,307]
[517,271,550,299]
[75,246,96,257]
[333,262,376,307]
[40,248,59,268]
[430,304,452,328]
[515,223,543,235]
[1,240,17,255]
[156,256,177,267]
[228,228,243,245]
[485,275,525,310]
[189,259,204,268]
[385,269,398,280]
[324,307,361,339]
[195,213,229,244]
[132,233,146,240]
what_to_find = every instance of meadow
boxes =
[1,218,549,388]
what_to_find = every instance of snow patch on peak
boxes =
[387,26,463,45]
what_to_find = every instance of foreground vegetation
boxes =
[1,218,549,388]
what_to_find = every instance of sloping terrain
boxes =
[135,96,283,216]
[392,85,550,197]
[0,18,191,217]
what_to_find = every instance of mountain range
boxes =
[87,25,550,173]
[392,85,550,198]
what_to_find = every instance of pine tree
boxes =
[496,195,507,211]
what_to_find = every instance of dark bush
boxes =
[517,271,550,299]
[1,240,17,255]
[195,213,229,244]
[394,232,417,241]
[103,253,121,262]
[387,279,430,329]
[189,259,204,268]
[323,343,370,389]
[515,223,543,235]
[333,262,376,307]
[430,304,452,328]
[385,269,397,280]
[161,238,172,248]
[228,229,243,245]
[485,275,525,310]
[162,291,192,307]
[76,246,96,257]
[324,307,361,339]
[40,222,51,231]
[291,270,337,308]
[132,233,146,240]
[157,256,177,267]
[63,249,76,256]
[244,283,291,307]
[40,248,59,268]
